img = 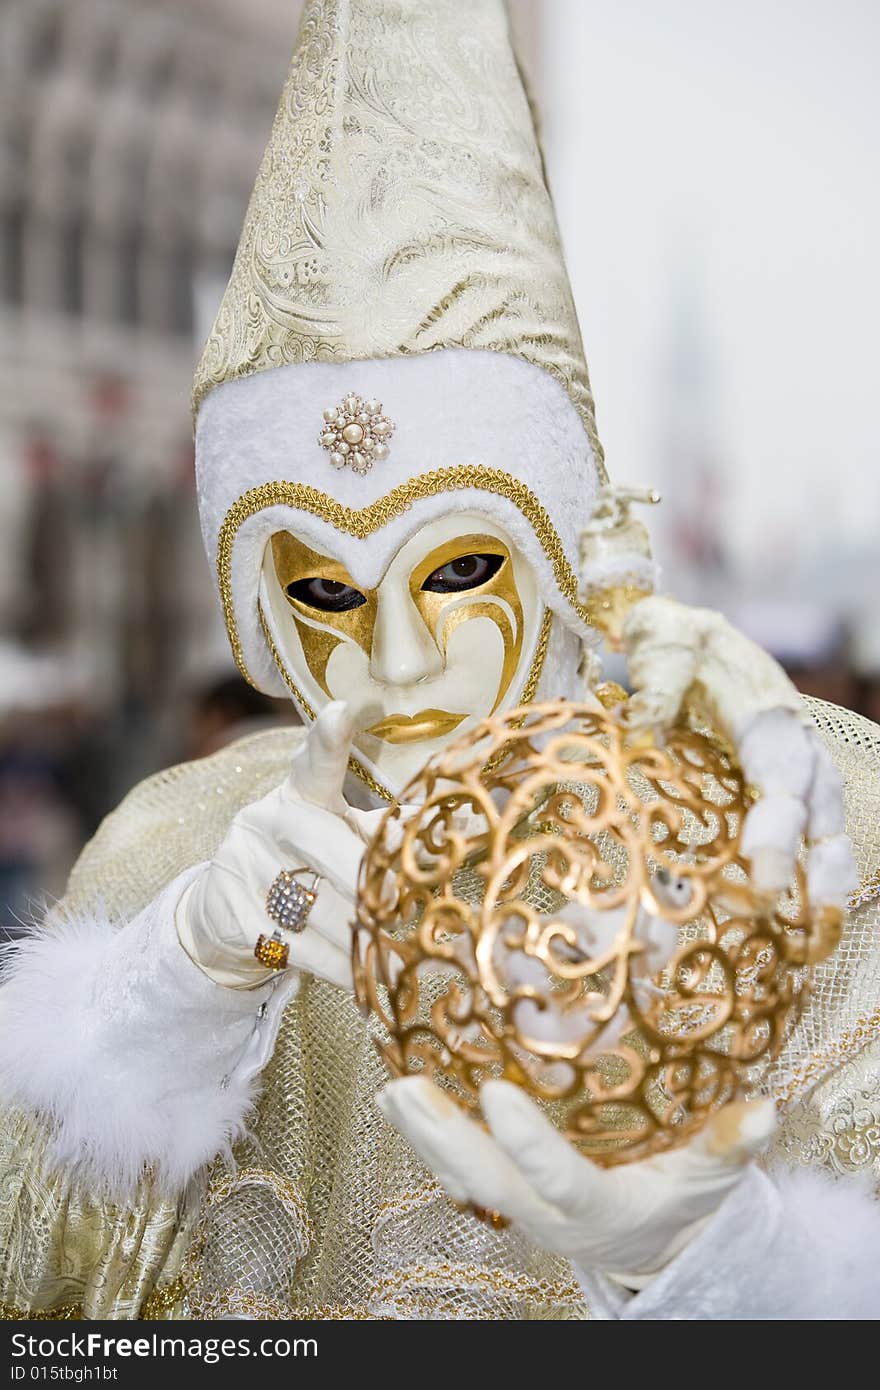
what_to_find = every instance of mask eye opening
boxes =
[421,552,505,595]
[285,577,367,612]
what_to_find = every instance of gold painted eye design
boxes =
[269,529,527,726]
[284,554,503,611]
[270,532,376,696]
[408,536,523,713]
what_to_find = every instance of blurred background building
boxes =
[0,0,298,926]
[0,0,877,925]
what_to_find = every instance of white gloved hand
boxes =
[378,1076,776,1285]
[621,595,858,917]
[177,700,370,991]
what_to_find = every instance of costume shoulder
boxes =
[768,697,880,1146]
[805,693,880,772]
[63,725,306,922]
[800,695,880,914]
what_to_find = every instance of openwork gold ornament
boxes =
[319,394,395,475]
[354,700,839,1165]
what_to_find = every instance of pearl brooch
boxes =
[318,393,395,475]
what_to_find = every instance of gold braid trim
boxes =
[849,866,880,909]
[139,1276,188,1320]
[774,1005,880,1107]
[0,1275,188,1322]
[376,1182,444,1221]
[182,1289,394,1321]
[259,603,553,804]
[181,1268,582,1321]
[849,867,880,910]
[0,1299,82,1321]
[218,468,589,685]
[203,1170,313,1245]
[369,1263,583,1304]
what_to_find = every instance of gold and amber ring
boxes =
[254,929,289,971]
[265,867,320,934]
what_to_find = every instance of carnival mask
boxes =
[259,512,544,789]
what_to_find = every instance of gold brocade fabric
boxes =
[1,697,879,1320]
[0,1111,197,1322]
[191,0,606,475]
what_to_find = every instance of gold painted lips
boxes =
[365,709,466,744]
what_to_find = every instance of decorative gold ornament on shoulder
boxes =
[319,394,395,475]
[582,584,651,648]
[354,699,840,1167]
[595,681,630,709]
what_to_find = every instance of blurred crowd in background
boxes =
[0,0,878,930]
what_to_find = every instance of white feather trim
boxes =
[0,869,275,1200]
[577,1164,880,1319]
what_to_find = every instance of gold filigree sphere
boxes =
[354,700,839,1165]
[319,394,395,475]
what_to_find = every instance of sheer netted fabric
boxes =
[2,697,879,1319]
[766,700,880,1104]
[758,700,880,1187]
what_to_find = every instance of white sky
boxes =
[537,0,880,611]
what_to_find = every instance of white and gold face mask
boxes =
[259,512,545,793]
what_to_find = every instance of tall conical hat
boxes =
[193,0,603,454]
[193,0,640,707]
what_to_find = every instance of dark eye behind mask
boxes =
[421,553,504,594]
[286,577,367,612]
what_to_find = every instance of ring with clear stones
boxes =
[265,867,320,934]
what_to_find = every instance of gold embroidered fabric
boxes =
[192,0,605,475]
[767,1035,880,1178]
[0,1109,197,1321]
[1,697,879,1319]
